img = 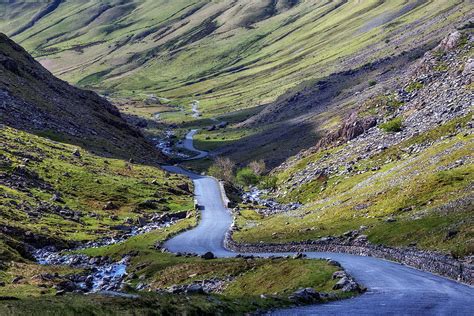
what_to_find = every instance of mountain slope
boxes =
[233,31,474,258]
[1,0,472,116]
[0,126,193,261]
[0,33,192,262]
[0,33,163,163]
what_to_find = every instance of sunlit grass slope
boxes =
[2,0,471,115]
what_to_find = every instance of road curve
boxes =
[177,130,208,160]
[163,165,474,315]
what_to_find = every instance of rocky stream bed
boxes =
[32,212,188,294]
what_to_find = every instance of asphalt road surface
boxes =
[162,165,474,315]
[177,130,208,160]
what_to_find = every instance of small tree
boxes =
[249,160,266,176]
[236,167,259,187]
[208,157,235,182]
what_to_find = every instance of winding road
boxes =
[162,134,474,315]
[177,130,208,160]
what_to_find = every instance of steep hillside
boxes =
[1,0,471,117]
[0,33,163,163]
[233,31,474,258]
[0,32,198,286]
[0,127,193,262]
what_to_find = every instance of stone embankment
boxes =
[225,232,474,285]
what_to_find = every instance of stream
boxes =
[33,213,183,293]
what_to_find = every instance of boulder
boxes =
[56,280,77,292]
[332,271,346,279]
[437,31,462,52]
[217,121,228,129]
[186,283,204,294]
[135,282,147,290]
[55,290,66,296]
[104,202,118,210]
[137,217,147,227]
[333,276,363,293]
[85,276,94,288]
[50,193,63,203]
[201,252,215,260]
[177,183,191,193]
[289,288,320,302]
[11,276,23,284]
[463,58,474,76]
[293,252,306,259]
[333,277,350,290]
[167,285,182,294]
[342,280,362,292]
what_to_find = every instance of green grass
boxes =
[224,259,338,297]
[0,263,81,299]
[0,211,351,315]
[0,286,349,316]
[405,81,424,93]
[380,117,403,133]
[69,204,348,303]
[193,127,257,152]
[0,293,278,316]
[0,126,193,250]
[2,0,470,119]
[234,116,474,257]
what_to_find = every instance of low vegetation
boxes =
[0,128,355,314]
[380,117,403,133]
[0,126,193,256]
[0,213,352,314]
[234,115,473,257]
[2,0,469,117]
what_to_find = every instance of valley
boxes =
[1,0,473,315]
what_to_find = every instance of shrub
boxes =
[368,80,377,87]
[249,160,266,176]
[380,117,403,133]
[259,176,278,190]
[208,157,235,182]
[236,168,259,187]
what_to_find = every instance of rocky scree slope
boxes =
[0,33,164,163]
[233,31,474,262]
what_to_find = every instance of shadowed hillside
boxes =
[0,33,164,163]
